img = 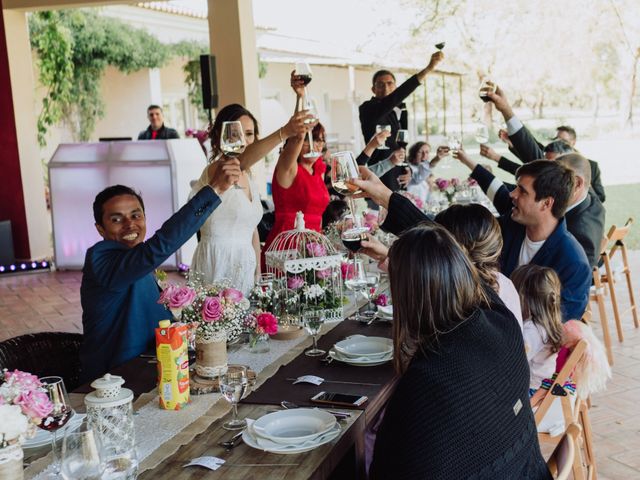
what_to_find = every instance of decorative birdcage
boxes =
[265,212,344,324]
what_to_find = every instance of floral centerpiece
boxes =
[434,177,478,203]
[243,311,278,353]
[0,370,53,478]
[157,274,250,378]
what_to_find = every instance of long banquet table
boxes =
[25,294,398,480]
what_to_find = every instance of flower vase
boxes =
[248,333,270,354]
[195,330,228,378]
[0,444,23,480]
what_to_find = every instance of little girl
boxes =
[511,264,564,396]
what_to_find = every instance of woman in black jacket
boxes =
[369,224,551,480]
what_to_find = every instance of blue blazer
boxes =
[471,165,591,321]
[80,187,221,382]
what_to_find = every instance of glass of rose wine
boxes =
[39,376,73,476]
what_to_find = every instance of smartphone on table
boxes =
[310,391,368,407]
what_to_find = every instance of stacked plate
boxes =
[329,335,393,366]
[243,409,340,454]
[23,412,85,450]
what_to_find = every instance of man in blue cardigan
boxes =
[79,159,240,382]
[351,160,591,323]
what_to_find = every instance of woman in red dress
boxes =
[263,121,330,256]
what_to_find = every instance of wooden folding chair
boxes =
[534,340,596,480]
[547,423,582,480]
[590,266,614,365]
[597,218,638,342]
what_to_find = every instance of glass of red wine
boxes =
[478,78,496,103]
[39,376,73,476]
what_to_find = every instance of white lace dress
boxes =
[189,166,263,296]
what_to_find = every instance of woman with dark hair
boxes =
[262,74,329,254]
[369,224,550,479]
[190,104,306,294]
[435,204,523,328]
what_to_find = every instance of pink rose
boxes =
[287,276,304,289]
[222,288,244,303]
[4,370,41,392]
[451,177,460,187]
[256,312,278,335]
[374,293,389,307]
[167,286,196,309]
[435,178,448,190]
[467,178,478,186]
[316,268,331,280]
[15,390,53,419]
[306,242,327,257]
[341,262,354,280]
[201,296,223,323]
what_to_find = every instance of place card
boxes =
[292,375,325,385]
[184,456,225,470]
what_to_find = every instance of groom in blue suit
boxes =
[80,159,241,382]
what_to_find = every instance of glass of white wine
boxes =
[219,365,249,430]
[474,124,489,145]
[220,120,247,190]
[302,97,321,159]
[330,151,365,231]
[375,124,392,150]
[344,259,369,322]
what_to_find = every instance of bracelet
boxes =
[278,127,284,143]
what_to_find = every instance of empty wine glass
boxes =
[220,120,247,189]
[363,271,381,318]
[39,376,73,476]
[344,259,368,322]
[219,365,249,430]
[474,124,489,144]
[302,310,326,357]
[61,426,106,480]
[375,125,391,150]
[478,78,497,103]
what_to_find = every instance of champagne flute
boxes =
[220,120,247,189]
[39,376,73,476]
[478,78,497,103]
[330,151,364,228]
[375,125,391,150]
[474,124,489,144]
[344,259,368,322]
[219,365,249,430]
[302,310,326,357]
[60,427,106,480]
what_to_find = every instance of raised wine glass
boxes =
[220,120,247,189]
[219,365,249,430]
[478,78,497,103]
[474,124,489,144]
[38,376,73,476]
[344,259,368,322]
[375,125,391,150]
[293,61,313,87]
[330,151,364,226]
[302,97,321,159]
[61,427,106,480]
[302,310,326,357]
[435,41,446,50]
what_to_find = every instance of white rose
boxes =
[0,405,29,442]
[239,298,250,310]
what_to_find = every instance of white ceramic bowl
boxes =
[252,408,336,445]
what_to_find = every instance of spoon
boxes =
[218,430,244,450]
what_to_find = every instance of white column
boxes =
[148,68,163,106]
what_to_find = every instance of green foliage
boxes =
[29,10,206,145]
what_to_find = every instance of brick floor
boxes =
[1,253,639,477]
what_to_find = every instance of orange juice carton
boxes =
[155,320,190,410]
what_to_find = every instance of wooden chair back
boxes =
[547,423,582,480]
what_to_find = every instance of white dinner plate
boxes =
[328,349,392,367]
[252,408,336,445]
[243,420,341,454]
[334,336,392,358]
[23,412,85,450]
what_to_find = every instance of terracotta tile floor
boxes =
[1,253,639,478]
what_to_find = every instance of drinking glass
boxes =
[474,124,489,144]
[39,376,73,476]
[478,78,497,102]
[302,311,326,357]
[340,225,370,256]
[219,365,249,430]
[435,41,445,50]
[344,259,368,322]
[220,120,247,189]
[375,125,391,150]
[330,151,364,227]
[395,129,410,151]
[363,271,381,318]
[294,61,313,86]
[61,427,106,480]
[302,97,321,159]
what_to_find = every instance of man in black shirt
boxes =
[138,105,180,140]
[358,51,443,190]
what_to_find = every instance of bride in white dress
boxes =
[190,105,264,295]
